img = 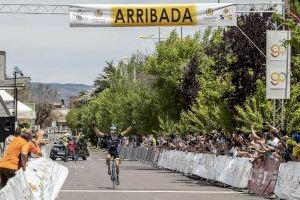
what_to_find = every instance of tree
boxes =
[177,55,234,134]
[212,14,275,107]
[235,80,272,132]
[145,30,204,121]
[18,83,58,127]
[180,55,200,111]
[93,61,116,94]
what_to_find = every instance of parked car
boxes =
[50,136,89,161]
[50,141,66,161]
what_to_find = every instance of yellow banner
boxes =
[111,4,197,26]
[69,4,237,27]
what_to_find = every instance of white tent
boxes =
[0,90,35,120]
[15,101,36,120]
[0,90,13,101]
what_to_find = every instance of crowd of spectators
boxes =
[0,128,48,188]
[125,122,300,163]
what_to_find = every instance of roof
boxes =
[0,90,35,119]
[0,95,10,117]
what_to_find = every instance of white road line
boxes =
[60,190,239,194]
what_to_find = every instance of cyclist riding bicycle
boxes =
[93,121,135,185]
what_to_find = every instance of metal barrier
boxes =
[120,146,160,166]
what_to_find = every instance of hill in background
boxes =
[31,82,92,106]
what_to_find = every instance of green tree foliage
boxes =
[213,14,275,106]
[235,80,273,132]
[93,61,116,94]
[145,31,204,121]
[67,53,159,135]
[67,13,300,138]
[177,57,234,134]
[180,55,200,111]
[291,0,300,16]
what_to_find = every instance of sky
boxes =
[0,0,279,85]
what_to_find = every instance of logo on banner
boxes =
[76,15,83,21]
[220,8,232,20]
[271,44,286,58]
[271,72,286,86]
[95,9,103,17]
[205,8,213,16]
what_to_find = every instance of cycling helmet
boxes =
[110,124,117,131]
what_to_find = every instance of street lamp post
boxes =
[13,66,23,126]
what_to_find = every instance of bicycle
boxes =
[110,157,119,189]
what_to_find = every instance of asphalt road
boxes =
[53,146,265,200]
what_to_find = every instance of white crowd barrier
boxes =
[0,170,34,200]
[122,147,252,189]
[158,150,252,188]
[274,162,300,200]
[122,146,300,199]
[0,157,69,200]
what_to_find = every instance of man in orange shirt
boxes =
[0,129,40,187]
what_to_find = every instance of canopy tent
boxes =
[0,90,35,120]
[0,90,13,101]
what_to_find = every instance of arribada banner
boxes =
[69,4,237,27]
[266,30,291,99]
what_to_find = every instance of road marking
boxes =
[67,166,85,169]
[60,190,239,194]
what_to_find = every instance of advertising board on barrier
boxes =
[192,154,216,181]
[121,146,300,198]
[0,170,34,200]
[274,162,300,200]
[25,157,69,200]
[69,3,237,27]
[0,157,68,200]
[215,156,252,188]
[247,158,281,197]
[150,148,253,189]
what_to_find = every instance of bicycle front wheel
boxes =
[111,162,116,189]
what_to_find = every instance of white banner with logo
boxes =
[192,154,217,180]
[215,156,252,188]
[274,162,300,200]
[69,4,237,27]
[266,30,291,99]
[0,157,68,200]
[0,170,34,200]
[24,157,69,200]
[157,149,252,188]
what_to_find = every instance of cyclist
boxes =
[93,122,135,185]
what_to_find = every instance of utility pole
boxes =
[284,0,290,17]
[158,27,161,42]
[180,26,183,40]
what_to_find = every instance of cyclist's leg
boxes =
[106,153,112,175]
[114,151,120,185]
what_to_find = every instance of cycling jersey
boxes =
[106,135,122,158]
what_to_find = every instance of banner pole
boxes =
[273,100,276,127]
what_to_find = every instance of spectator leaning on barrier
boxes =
[127,122,298,164]
[3,128,22,153]
[0,129,32,187]
[291,133,300,161]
